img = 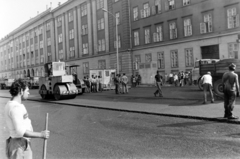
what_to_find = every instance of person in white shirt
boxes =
[121,73,129,94]
[200,71,214,104]
[98,75,103,92]
[5,79,50,159]
[173,73,179,87]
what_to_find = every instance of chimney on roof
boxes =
[50,2,52,9]
[37,11,39,15]
[46,5,48,10]
[58,2,61,6]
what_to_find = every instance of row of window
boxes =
[133,43,239,70]
[1,43,239,73]
[133,0,191,21]
[133,7,239,46]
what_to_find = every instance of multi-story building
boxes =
[0,0,132,79]
[0,0,239,85]
[130,0,240,84]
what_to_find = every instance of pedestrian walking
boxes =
[173,73,179,87]
[222,63,240,119]
[200,71,214,104]
[122,73,129,94]
[154,71,163,97]
[179,71,185,87]
[4,79,50,159]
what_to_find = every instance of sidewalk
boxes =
[1,85,240,123]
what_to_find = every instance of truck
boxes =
[199,59,240,97]
[0,78,15,89]
[89,69,116,90]
[192,59,220,90]
[38,61,78,100]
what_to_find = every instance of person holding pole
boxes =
[4,79,50,159]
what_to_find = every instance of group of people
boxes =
[113,73,129,94]
[200,63,239,119]
[83,75,103,93]
[130,74,141,87]
[170,71,192,87]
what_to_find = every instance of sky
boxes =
[0,0,68,39]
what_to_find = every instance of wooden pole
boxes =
[42,113,49,159]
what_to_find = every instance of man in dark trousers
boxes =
[114,74,120,94]
[222,63,240,119]
[154,71,163,97]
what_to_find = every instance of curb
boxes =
[1,95,239,124]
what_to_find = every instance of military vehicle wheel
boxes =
[214,79,224,97]
[40,85,47,99]
[198,78,203,90]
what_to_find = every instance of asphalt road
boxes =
[1,97,240,159]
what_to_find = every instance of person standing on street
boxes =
[173,73,179,87]
[154,71,163,97]
[222,63,240,119]
[137,74,141,86]
[98,75,103,92]
[114,74,120,94]
[122,73,129,94]
[200,71,214,104]
[132,75,136,88]
[5,79,50,159]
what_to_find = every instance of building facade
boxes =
[0,0,240,85]
[0,0,132,79]
[130,0,240,84]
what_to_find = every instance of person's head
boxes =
[229,63,236,71]
[207,71,211,75]
[123,73,126,76]
[157,71,160,75]
[9,79,29,100]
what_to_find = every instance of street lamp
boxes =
[102,8,119,74]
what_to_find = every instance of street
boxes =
[1,86,240,159]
